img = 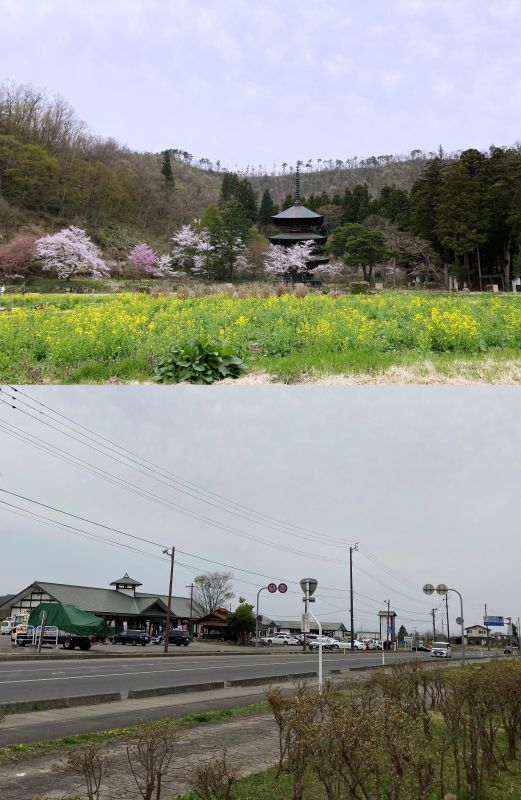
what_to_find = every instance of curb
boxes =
[0,692,121,715]
[0,648,305,663]
[128,681,225,699]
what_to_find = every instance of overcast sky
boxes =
[0,386,519,636]
[1,0,520,167]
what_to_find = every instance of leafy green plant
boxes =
[350,280,370,294]
[154,338,247,384]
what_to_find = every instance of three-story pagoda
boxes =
[268,165,329,283]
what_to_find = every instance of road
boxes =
[0,650,436,704]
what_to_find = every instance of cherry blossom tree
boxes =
[263,241,315,278]
[35,226,109,280]
[171,224,214,276]
[129,243,158,274]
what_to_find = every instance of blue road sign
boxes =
[484,616,504,626]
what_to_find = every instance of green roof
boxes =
[1,581,200,619]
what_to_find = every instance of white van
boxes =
[431,641,451,658]
[1,619,14,635]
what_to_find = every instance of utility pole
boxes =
[163,546,175,654]
[431,608,436,643]
[485,603,490,651]
[445,594,450,644]
[186,583,194,636]
[349,542,358,652]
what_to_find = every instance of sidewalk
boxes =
[0,639,303,661]
[0,680,302,746]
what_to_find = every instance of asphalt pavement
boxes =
[0,650,435,704]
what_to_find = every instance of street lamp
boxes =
[423,583,465,665]
[300,578,322,690]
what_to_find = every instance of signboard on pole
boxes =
[278,583,288,593]
[267,583,277,593]
[301,613,310,633]
[484,616,504,627]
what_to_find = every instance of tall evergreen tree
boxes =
[237,177,258,225]
[377,186,410,229]
[258,188,275,226]
[161,149,174,187]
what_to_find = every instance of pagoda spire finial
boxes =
[295,162,302,205]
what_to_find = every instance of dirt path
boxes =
[0,712,279,799]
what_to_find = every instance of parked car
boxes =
[361,639,377,650]
[431,641,451,658]
[333,638,366,651]
[167,629,191,646]
[266,634,300,646]
[412,644,431,652]
[0,619,13,635]
[309,636,338,650]
[112,629,150,646]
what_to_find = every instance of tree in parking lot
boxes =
[397,625,408,639]
[193,570,234,615]
[227,597,256,645]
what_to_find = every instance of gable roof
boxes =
[0,581,198,619]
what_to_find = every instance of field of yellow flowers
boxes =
[1,292,521,382]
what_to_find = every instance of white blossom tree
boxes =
[171,224,214,276]
[35,226,109,280]
[263,240,315,279]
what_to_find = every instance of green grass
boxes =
[1,291,521,383]
[0,701,267,765]
[178,756,521,800]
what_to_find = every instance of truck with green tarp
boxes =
[27,603,109,650]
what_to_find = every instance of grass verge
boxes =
[178,755,521,800]
[0,701,268,765]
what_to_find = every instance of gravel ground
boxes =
[0,711,279,799]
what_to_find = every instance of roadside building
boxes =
[197,608,231,639]
[259,619,348,639]
[465,624,489,645]
[0,574,199,635]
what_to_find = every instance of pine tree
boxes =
[237,178,258,225]
[258,188,275,227]
[161,150,174,187]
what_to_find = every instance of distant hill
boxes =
[248,159,433,205]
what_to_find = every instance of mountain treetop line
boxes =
[1,81,521,289]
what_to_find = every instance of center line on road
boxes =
[0,657,328,685]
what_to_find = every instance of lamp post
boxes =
[423,583,465,665]
[300,578,320,690]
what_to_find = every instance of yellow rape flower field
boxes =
[1,291,521,383]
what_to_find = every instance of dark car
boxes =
[112,629,150,646]
[167,629,191,646]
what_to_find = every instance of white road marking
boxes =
[0,656,362,686]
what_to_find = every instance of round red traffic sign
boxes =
[278,583,288,593]
[267,582,277,593]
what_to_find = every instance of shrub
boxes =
[350,280,370,294]
[154,338,247,384]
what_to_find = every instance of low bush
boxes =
[154,338,247,384]
[350,280,370,294]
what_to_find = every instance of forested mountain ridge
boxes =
[2,81,521,291]
[0,82,451,245]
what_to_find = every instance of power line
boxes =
[0,415,342,564]
[2,387,351,548]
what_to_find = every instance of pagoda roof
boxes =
[272,203,323,221]
[268,232,326,243]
